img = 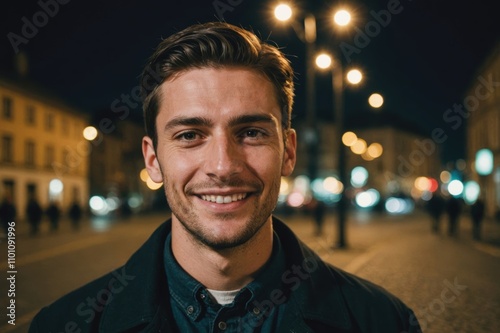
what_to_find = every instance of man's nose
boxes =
[204,135,243,181]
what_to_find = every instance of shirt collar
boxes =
[163,229,287,318]
[242,230,287,309]
[164,233,205,320]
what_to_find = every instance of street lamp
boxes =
[333,9,351,26]
[83,126,98,141]
[274,5,354,248]
[274,4,319,179]
[315,52,360,248]
[368,93,384,109]
[346,69,363,85]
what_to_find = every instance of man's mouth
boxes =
[200,193,248,204]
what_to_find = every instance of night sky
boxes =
[1,0,499,164]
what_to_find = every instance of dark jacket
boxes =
[29,218,421,333]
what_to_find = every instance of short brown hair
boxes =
[140,22,295,148]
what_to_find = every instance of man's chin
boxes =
[195,231,254,251]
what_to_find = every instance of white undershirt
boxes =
[206,288,241,305]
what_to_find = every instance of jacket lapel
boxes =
[98,221,176,333]
[273,218,353,332]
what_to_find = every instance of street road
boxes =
[1,210,499,332]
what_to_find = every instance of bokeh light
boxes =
[351,166,369,188]
[346,69,362,84]
[350,138,367,155]
[334,9,351,26]
[342,131,357,146]
[315,53,332,69]
[83,126,98,141]
[368,93,384,108]
[274,4,292,21]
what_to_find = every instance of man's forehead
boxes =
[157,67,282,122]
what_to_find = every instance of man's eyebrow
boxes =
[228,114,277,127]
[163,116,213,131]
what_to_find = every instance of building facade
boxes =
[294,113,441,198]
[0,77,90,219]
[466,43,500,217]
[88,112,154,212]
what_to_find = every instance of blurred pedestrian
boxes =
[427,193,445,233]
[46,201,61,231]
[26,196,43,236]
[446,196,462,237]
[311,197,326,236]
[68,201,83,230]
[470,198,485,240]
[0,194,16,237]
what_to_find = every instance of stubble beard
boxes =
[165,175,281,251]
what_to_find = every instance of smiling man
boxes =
[30,22,421,333]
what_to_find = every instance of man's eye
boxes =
[243,129,263,138]
[177,132,198,140]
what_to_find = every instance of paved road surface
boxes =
[1,210,499,332]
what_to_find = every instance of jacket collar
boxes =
[273,218,352,331]
[99,221,173,333]
[98,218,352,332]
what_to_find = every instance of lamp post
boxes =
[316,51,362,248]
[274,4,354,248]
[274,5,319,179]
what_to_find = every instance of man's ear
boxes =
[281,129,297,177]
[142,136,163,183]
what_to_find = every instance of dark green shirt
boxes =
[164,231,288,332]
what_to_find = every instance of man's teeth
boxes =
[201,194,247,203]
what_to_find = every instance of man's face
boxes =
[142,67,296,250]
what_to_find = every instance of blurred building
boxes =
[294,112,441,198]
[0,75,89,219]
[466,43,500,217]
[88,111,157,213]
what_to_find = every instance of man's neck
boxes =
[170,218,274,291]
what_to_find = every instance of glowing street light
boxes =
[83,126,98,141]
[368,93,384,108]
[334,9,351,26]
[315,53,332,69]
[274,3,292,21]
[346,68,362,85]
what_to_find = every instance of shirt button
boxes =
[200,293,206,300]
[252,307,261,315]
[218,321,227,330]
[186,305,194,315]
